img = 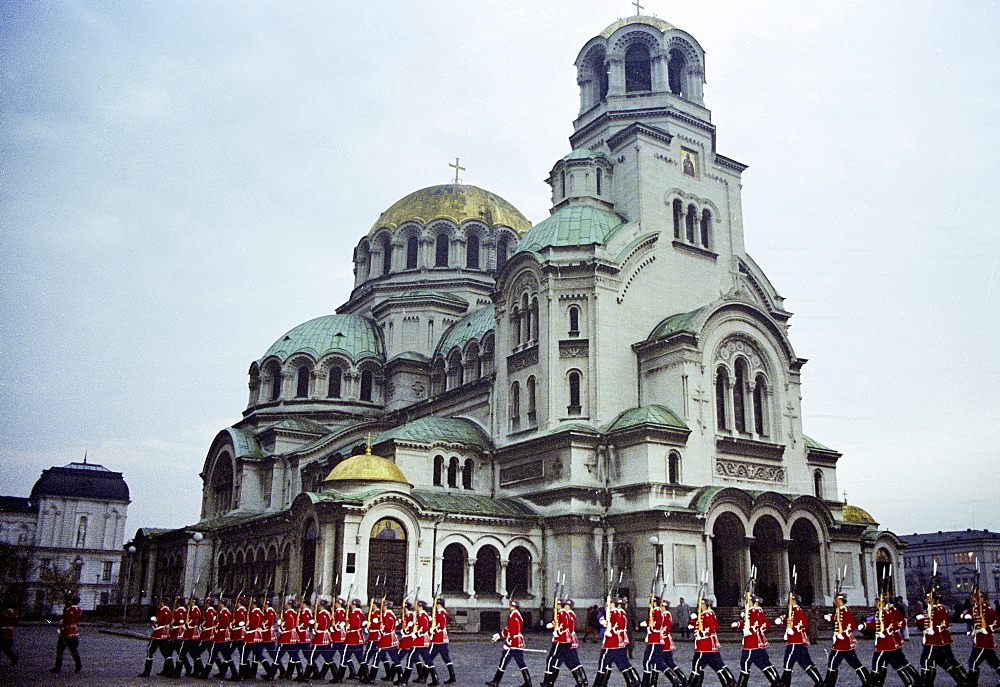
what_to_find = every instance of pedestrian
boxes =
[583,605,599,643]
[50,594,83,674]
[486,599,531,687]
[675,598,691,640]
[0,607,18,667]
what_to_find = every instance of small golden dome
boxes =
[323,443,408,484]
[368,184,531,237]
[843,503,878,526]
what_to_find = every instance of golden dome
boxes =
[843,504,878,526]
[600,15,675,38]
[368,184,531,237]
[323,443,409,484]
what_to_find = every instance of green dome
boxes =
[605,405,689,434]
[561,147,607,162]
[646,308,705,342]
[434,305,495,358]
[259,314,384,364]
[518,205,625,252]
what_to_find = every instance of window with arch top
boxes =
[715,366,729,430]
[568,370,582,415]
[466,233,480,269]
[435,232,449,267]
[447,456,459,488]
[813,470,824,499]
[327,366,342,398]
[734,358,748,433]
[463,458,474,489]
[625,43,652,92]
[433,455,444,486]
[381,236,392,275]
[668,451,681,484]
[668,49,686,96]
[360,369,374,402]
[568,305,580,336]
[510,381,521,429]
[406,235,418,269]
[296,365,310,398]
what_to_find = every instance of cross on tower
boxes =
[632,0,644,15]
[364,432,374,453]
[449,157,465,184]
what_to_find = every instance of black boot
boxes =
[856,667,873,687]
[780,670,793,687]
[486,668,505,686]
[642,671,655,687]
[228,660,243,681]
[736,672,750,687]
[946,666,969,687]
[593,672,609,687]
[869,669,887,687]
[719,668,736,687]
[139,658,154,677]
[806,666,824,687]
[444,664,457,684]
[414,664,428,684]
[397,667,412,686]
[622,667,640,687]
[687,672,704,687]
[542,670,556,687]
[668,668,687,687]
[214,661,230,679]
[965,669,979,687]
[764,666,782,687]
[900,666,920,687]
[520,666,533,687]
[160,657,176,676]
[427,667,440,686]
[571,665,589,687]
[823,670,839,687]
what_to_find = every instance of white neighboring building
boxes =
[130,13,901,629]
[0,460,130,613]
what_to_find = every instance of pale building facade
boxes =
[128,14,900,627]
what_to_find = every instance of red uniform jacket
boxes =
[245,607,264,644]
[690,609,721,653]
[645,606,664,644]
[553,608,578,648]
[278,608,298,644]
[184,605,202,641]
[399,609,414,650]
[59,604,81,639]
[169,605,187,640]
[963,605,999,650]
[296,607,313,644]
[151,605,172,640]
[601,607,629,649]
[413,609,431,648]
[661,608,676,651]
[213,608,232,643]
[774,605,810,646]
[262,607,278,643]
[918,604,952,646]
[367,607,382,643]
[346,608,366,645]
[332,607,347,643]
[826,605,858,651]
[860,604,905,652]
[734,606,770,649]
[378,608,399,649]
[312,607,332,645]
[231,605,247,642]
[431,608,449,644]
[199,606,217,642]
[501,609,526,649]
[2,608,17,641]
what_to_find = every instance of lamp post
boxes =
[649,535,663,582]
[190,531,204,599]
[122,545,137,626]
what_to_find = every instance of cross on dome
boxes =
[448,157,465,184]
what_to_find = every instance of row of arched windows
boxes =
[509,377,538,430]
[357,226,514,283]
[433,455,475,490]
[715,360,769,437]
[255,360,380,405]
[672,198,713,250]
[511,294,539,351]
[432,336,495,395]
[440,542,532,598]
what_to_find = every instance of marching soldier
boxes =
[338,598,367,683]
[962,590,1000,687]
[366,599,399,684]
[259,598,278,681]
[242,597,266,680]
[659,598,687,687]
[731,593,781,687]
[687,596,735,687]
[594,596,640,687]
[407,599,433,685]
[306,598,335,679]
[859,593,919,687]
[50,595,83,674]
[292,597,314,682]
[210,597,235,680]
[639,594,668,687]
[359,595,383,683]
[177,596,202,677]
[166,596,187,677]
[821,593,872,687]
[773,594,823,687]
[272,597,300,679]
[487,599,531,687]
[396,600,415,684]
[330,596,348,680]
[1,607,17,668]
[194,597,218,679]
[915,588,970,687]
[425,597,457,685]
[542,598,587,687]
[138,597,172,677]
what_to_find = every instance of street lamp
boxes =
[122,545,137,626]
[649,536,664,582]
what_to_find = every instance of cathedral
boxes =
[126,13,902,629]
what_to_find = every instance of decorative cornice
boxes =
[715,459,785,483]
[715,435,785,460]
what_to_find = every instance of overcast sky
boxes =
[1,1,997,541]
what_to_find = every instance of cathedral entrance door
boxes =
[789,518,821,605]
[712,512,747,607]
[750,516,784,606]
[367,517,408,602]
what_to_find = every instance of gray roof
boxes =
[30,462,129,502]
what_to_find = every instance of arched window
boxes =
[668,451,681,484]
[327,366,342,398]
[510,381,521,429]
[625,43,652,92]
[511,307,521,348]
[497,237,509,270]
[209,457,234,517]
[596,167,603,195]
[506,547,532,598]
[474,545,500,594]
[360,369,374,402]
[406,235,418,269]
[526,376,537,425]
[296,365,310,398]
[381,236,392,275]
[715,366,729,429]
[700,209,712,248]
[435,232,449,267]
[560,170,566,198]
[447,457,459,488]
[75,516,88,548]
[597,58,609,100]
[753,374,767,436]
[433,455,444,487]
[568,305,580,335]
[673,199,683,239]
[668,49,686,96]
[466,233,480,269]
[813,470,824,499]
[530,297,539,342]
[568,370,581,414]
[267,362,282,401]
[441,543,467,593]
[521,294,530,344]
[686,204,697,243]
[463,458,474,489]
[734,359,748,433]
